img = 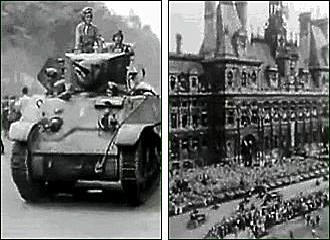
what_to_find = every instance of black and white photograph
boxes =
[169,1,329,239]
[1,1,161,238]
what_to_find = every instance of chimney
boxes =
[200,1,217,57]
[176,33,182,54]
[235,1,248,30]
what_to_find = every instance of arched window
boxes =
[251,110,258,124]
[304,108,310,119]
[181,114,188,128]
[182,138,189,150]
[274,136,279,147]
[282,111,288,122]
[192,137,199,149]
[227,110,235,125]
[241,109,250,126]
[201,112,208,127]
[171,113,177,129]
[312,107,318,118]
[264,112,271,124]
[241,71,247,87]
[250,71,257,84]
[227,70,234,87]
[192,114,199,127]
[273,109,279,122]
[298,111,304,121]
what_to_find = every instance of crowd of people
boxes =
[204,190,329,239]
[169,157,329,216]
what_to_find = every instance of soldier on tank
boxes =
[109,30,133,54]
[75,7,102,53]
[127,65,138,90]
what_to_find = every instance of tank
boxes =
[8,50,161,205]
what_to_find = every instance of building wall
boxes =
[169,55,329,167]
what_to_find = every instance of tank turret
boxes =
[38,51,134,96]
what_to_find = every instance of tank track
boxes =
[120,130,160,205]
[11,141,47,202]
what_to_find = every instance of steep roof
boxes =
[310,25,329,67]
[246,39,276,68]
[169,56,204,75]
[217,1,242,56]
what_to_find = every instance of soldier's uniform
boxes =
[109,30,133,54]
[75,22,99,53]
[75,7,100,53]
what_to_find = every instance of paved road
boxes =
[1,135,161,239]
[262,207,329,239]
[169,170,329,239]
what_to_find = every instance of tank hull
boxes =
[30,153,119,182]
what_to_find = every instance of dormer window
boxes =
[190,75,198,90]
[170,75,176,91]
[178,73,189,92]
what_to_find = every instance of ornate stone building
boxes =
[169,1,329,168]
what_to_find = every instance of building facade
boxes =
[169,1,329,168]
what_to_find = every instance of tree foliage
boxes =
[1,1,160,95]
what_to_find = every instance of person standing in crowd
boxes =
[1,138,4,155]
[15,87,30,114]
[305,213,311,226]
[315,214,320,226]
[289,230,294,239]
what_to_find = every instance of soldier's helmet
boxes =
[113,30,124,42]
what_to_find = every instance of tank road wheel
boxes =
[120,130,160,206]
[11,141,47,202]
